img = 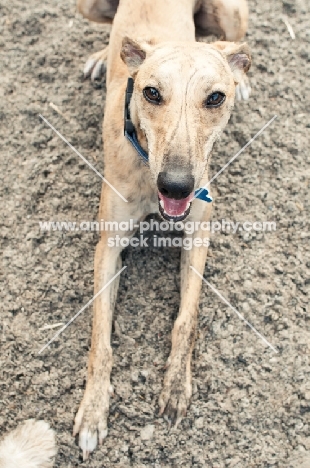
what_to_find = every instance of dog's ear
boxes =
[121,37,152,75]
[212,41,251,82]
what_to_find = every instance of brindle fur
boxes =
[74,0,251,459]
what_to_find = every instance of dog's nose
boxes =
[157,171,194,199]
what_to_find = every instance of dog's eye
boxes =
[143,87,161,105]
[205,92,226,108]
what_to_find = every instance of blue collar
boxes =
[124,77,212,203]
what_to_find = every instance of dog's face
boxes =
[121,38,251,221]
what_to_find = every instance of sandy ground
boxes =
[0,0,310,466]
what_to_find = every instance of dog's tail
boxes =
[0,419,56,468]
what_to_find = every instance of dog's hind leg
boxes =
[159,202,212,426]
[77,0,114,81]
[83,46,109,80]
[194,0,248,41]
[77,0,119,23]
[195,0,251,100]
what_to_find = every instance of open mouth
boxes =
[158,192,193,222]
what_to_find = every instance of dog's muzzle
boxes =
[157,171,194,222]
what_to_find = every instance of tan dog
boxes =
[74,0,251,459]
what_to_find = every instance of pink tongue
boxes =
[159,192,193,216]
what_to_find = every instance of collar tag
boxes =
[194,188,213,203]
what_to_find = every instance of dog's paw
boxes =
[158,362,192,427]
[83,47,109,81]
[236,75,251,101]
[73,380,113,460]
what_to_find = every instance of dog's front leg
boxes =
[73,188,140,459]
[159,203,212,425]
[73,235,121,459]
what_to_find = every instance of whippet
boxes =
[73,0,251,459]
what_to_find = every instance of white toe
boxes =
[99,428,108,444]
[79,428,98,455]
[241,83,251,100]
[235,85,242,101]
[236,77,251,101]
[83,58,96,78]
[91,59,105,81]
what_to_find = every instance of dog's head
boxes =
[121,38,251,221]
